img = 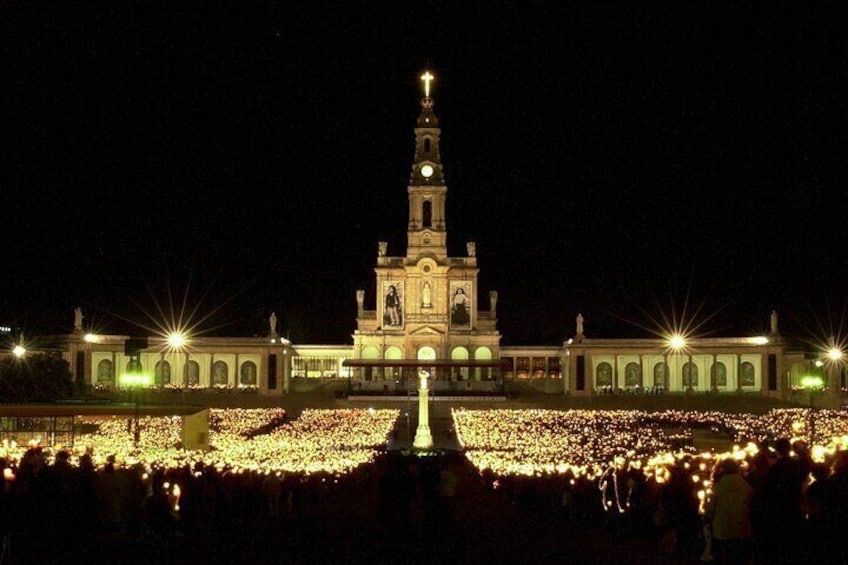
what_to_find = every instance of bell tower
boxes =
[407,70,448,261]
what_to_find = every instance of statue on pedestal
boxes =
[73,307,84,333]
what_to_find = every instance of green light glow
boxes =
[120,373,152,386]
[801,375,824,388]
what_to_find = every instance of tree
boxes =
[0,352,74,402]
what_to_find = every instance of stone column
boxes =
[413,370,434,450]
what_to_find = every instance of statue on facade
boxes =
[489,290,498,318]
[269,312,278,336]
[576,313,584,336]
[73,307,84,332]
[466,241,476,257]
[378,241,387,257]
[422,282,432,308]
[770,310,779,335]
[356,289,365,317]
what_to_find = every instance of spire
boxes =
[410,70,444,185]
[406,69,448,258]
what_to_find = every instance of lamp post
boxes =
[801,375,824,445]
[668,334,686,393]
[827,347,844,407]
[120,370,151,448]
[167,331,188,447]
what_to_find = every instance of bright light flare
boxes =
[167,331,186,349]
[668,334,686,350]
[12,345,26,358]
[828,348,844,361]
[84,333,99,343]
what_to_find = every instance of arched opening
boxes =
[240,361,257,386]
[475,347,493,381]
[385,346,403,380]
[653,362,669,389]
[624,362,641,389]
[451,347,469,380]
[154,360,171,386]
[424,137,431,153]
[595,362,613,389]
[422,200,432,228]
[740,362,755,387]
[184,360,200,386]
[418,345,437,381]
[212,361,228,386]
[683,362,698,388]
[97,359,113,383]
[711,362,727,389]
[362,346,380,381]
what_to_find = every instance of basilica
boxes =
[39,73,828,401]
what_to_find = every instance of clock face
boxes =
[420,165,434,178]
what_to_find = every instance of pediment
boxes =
[408,325,445,336]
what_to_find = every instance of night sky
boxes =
[2,2,847,346]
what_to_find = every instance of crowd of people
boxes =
[454,407,848,563]
[4,406,848,562]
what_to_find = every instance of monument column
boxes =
[413,370,434,449]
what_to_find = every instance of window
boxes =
[711,362,727,388]
[97,359,113,383]
[240,361,258,386]
[424,137,431,153]
[502,357,514,380]
[548,357,562,379]
[185,360,200,386]
[154,360,171,385]
[211,361,228,386]
[422,200,432,228]
[516,357,530,379]
[576,356,585,390]
[683,362,698,387]
[268,354,277,389]
[595,362,613,387]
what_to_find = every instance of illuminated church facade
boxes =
[45,72,831,400]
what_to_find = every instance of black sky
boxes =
[2,2,847,346]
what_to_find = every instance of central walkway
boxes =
[386,402,463,451]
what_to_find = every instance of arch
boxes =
[624,362,641,388]
[653,362,669,388]
[451,346,469,360]
[683,362,698,388]
[361,346,380,359]
[417,346,437,361]
[711,362,727,388]
[424,137,431,153]
[185,360,200,386]
[126,359,142,374]
[422,200,432,228]
[240,361,257,386]
[211,361,228,386]
[740,362,755,387]
[154,360,171,385]
[97,359,113,383]
[385,346,403,360]
[596,362,613,388]
[451,347,470,380]
[474,347,494,380]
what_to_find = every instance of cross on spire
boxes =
[421,70,434,98]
